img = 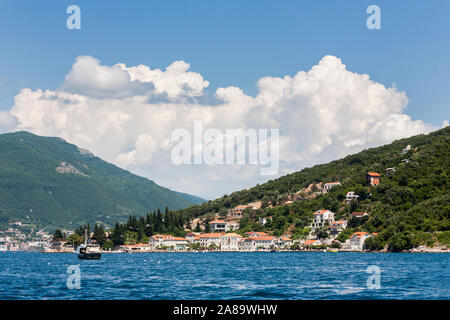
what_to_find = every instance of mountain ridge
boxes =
[0,131,205,230]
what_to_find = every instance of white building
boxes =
[209,220,227,232]
[312,209,335,229]
[344,232,374,251]
[328,220,347,236]
[351,212,368,219]
[258,216,273,226]
[251,236,275,250]
[149,235,189,250]
[303,239,321,246]
[238,238,256,251]
[220,233,242,251]
[345,191,359,203]
[275,237,293,248]
[323,182,341,193]
[199,233,223,248]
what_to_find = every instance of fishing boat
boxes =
[76,229,101,260]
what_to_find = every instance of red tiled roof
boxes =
[314,209,329,215]
[251,236,275,241]
[209,220,225,224]
[200,233,224,238]
[367,172,380,176]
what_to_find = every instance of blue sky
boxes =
[0,1,449,198]
[1,0,449,125]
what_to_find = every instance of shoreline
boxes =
[7,248,449,254]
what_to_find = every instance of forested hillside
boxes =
[0,131,204,230]
[177,126,450,250]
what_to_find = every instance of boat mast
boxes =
[84,228,88,246]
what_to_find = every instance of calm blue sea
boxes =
[0,251,448,300]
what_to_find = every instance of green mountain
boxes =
[0,131,204,230]
[180,126,450,250]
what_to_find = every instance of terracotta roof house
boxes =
[366,172,381,186]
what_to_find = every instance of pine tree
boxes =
[93,224,107,247]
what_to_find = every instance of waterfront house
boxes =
[345,191,359,203]
[366,172,380,186]
[346,232,372,251]
[149,234,189,251]
[351,212,368,218]
[323,182,341,193]
[303,239,321,246]
[120,243,151,252]
[220,233,242,251]
[275,237,293,248]
[312,209,335,229]
[199,233,224,248]
[185,232,196,242]
[238,238,256,251]
[251,236,275,250]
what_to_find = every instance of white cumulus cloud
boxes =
[7,55,440,199]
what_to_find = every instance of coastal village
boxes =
[116,171,382,253]
[0,171,386,253]
[1,143,447,253]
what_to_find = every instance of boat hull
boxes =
[78,253,101,260]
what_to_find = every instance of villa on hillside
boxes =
[366,172,381,186]
[209,220,227,232]
[227,205,248,219]
[258,216,273,226]
[345,191,359,203]
[312,209,335,229]
[386,167,396,176]
[209,220,239,232]
[328,220,347,236]
[323,182,341,193]
[351,212,369,218]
